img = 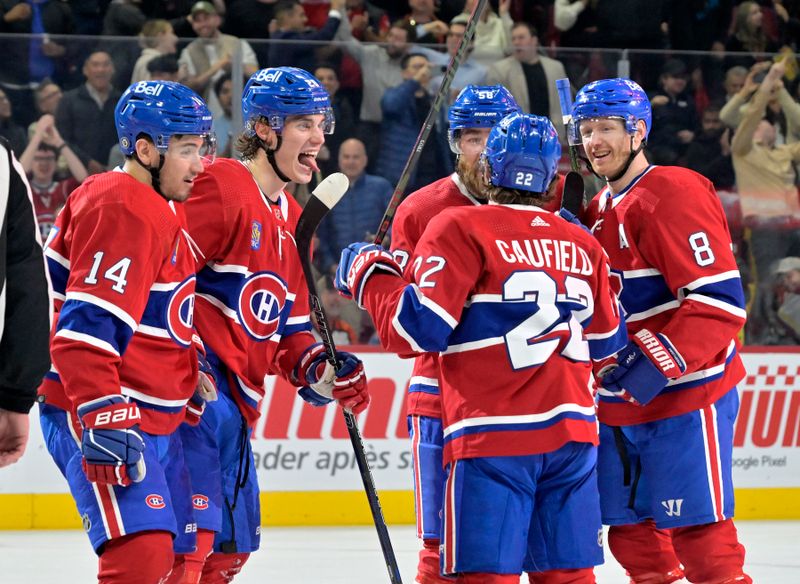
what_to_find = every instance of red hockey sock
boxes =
[200,552,250,583]
[608,521,684,584]
[164,529,216,584]
[457,574,519,583]
[671,519,752,584]
[417,539,454,583]
[527,568,596,583]
[98,531,174,584]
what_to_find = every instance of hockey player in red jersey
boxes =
[37,81,215,583]
[571,78,752,584]
[336,113,628,583]
[174,67,370,583]
[389,84,520,584]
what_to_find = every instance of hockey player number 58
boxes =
[503,271,593,369]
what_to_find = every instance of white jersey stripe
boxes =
[443,403,596,438]
[65,291,137,331]
[683,293,748,319]
[442,336,505,355]
[55,329,119,357]
[624,300,681,323]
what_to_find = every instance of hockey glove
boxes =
[185,354,219,426]
[335,242,402,307]
[600,328,686,406]
[294,343,370,414]
[558,209,591,235]
[77,395,146,486]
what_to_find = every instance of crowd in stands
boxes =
[1,0,800,345]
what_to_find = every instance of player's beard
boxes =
[457,156,487,201]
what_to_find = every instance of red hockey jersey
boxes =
[39,171,200,434]
[364,203,627,464]
[30,178,78,241]
[584,165,747,426]
[390,173,482,419]
[184,158,316,425]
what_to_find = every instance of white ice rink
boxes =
[0,522,798,583]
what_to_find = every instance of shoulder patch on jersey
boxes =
[165,275,197,348]
[251,220,262,250]
[237,271,289,341]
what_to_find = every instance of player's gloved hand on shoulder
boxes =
[600,328,686,406]
[335,242,402,306]
[185,353,219,426]
[294,343,370,414]
[557,209,591,234]
[77,395,146,486]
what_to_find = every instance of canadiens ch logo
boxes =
[192,494,209,510]
[237,271,289,340]
[251,221,262,250]
[165,275,197,348]
[145,494,166,509]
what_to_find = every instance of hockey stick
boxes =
[295,173,403,584]
[555,78,585,215]
[373,0,490,245]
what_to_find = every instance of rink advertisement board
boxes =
[1,347,800,527]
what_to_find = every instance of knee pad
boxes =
[99,531,175,584]
[527,568,596,584]
[166,529,216,584]
[608,522,684,583]
[671,520,751,584]
[416,539,454,584]
[200,552,250,583]
[457,574,519,584]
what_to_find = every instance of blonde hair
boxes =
[139,19,172,49]
[733,2,768,54]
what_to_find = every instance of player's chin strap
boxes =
[579,135,646,184]
[134,152,166,197]
[260,135,292,183]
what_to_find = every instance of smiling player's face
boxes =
[273,114,326,184]
[159,136,206,201]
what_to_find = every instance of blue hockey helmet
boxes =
[447,85,521,153]
[115,80,214,158]
[483,113,561,193]
[242,67,335,136]
[569,78,651,145]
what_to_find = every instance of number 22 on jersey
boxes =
[413,256,593,370]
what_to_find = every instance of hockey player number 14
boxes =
[84,251,132,294]
[504,271,593,370]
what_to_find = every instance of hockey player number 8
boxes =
[503,271,593,369]
[688,231,715,267]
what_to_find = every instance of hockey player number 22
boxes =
[84,251,132,294]
[503,271,593,370]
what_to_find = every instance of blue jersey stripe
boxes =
[443,410,596,445]
[57,299,135,356]
[396,286,455,352]
[46,256,68,297]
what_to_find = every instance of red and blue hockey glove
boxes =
[77,395,146,486]
[335,242,402,307]
[294,343,370,414]
[600,328,686,406]
[185,354,219,426]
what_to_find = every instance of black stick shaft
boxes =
[296,197,403,584]
[373,0,490,246]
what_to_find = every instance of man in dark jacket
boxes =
[376,52,452,192]
[0,136,51,467]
